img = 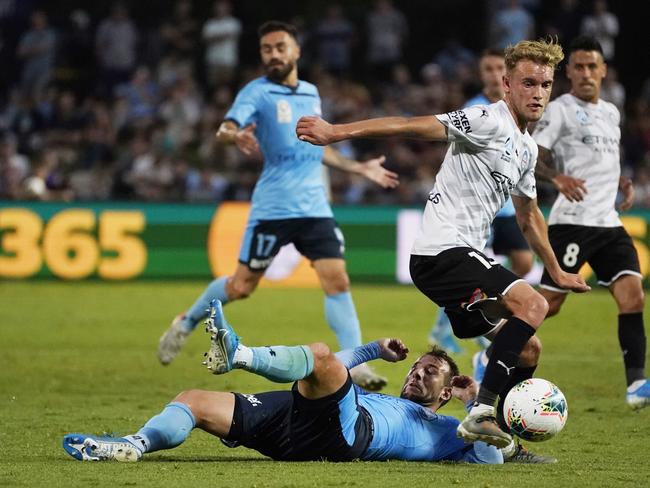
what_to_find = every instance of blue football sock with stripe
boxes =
[125,402,196,453]
[183,277,230,331]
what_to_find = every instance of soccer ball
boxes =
[503,378,568,442]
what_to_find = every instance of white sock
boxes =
[469,402,494,416]
[232,344,253,368]
[123,434,148,453]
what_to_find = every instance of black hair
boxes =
[258,20,298,40]
[569,35,604,56]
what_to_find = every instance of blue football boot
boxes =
[63,434,141,462]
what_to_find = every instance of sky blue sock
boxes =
[324,292,362,350]
[241,345,314,383]
[432,309,453,336]
[128,402,196,453]
[183,277,230,331]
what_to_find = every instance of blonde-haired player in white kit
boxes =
[534,35,650,409]
[296,38,590,448]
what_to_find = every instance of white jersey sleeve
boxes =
[511,143,538,200]
[435,106,500,149]
[532,101,565,151]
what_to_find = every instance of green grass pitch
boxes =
[1,282,649,487]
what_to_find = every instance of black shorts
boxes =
[410,248,523,339]
[222,376,373,461]
[540,224,641,292]
[238,217,344,271]
[492,216,529,255]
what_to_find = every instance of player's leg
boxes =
[158,218,278,365]
[312,257,387,390]
[590,227,649,409]
[63,391,234,462]
[462,282,547,445]
[538,287,568,317]
[610,275,649,408]
[428,308,463,354]
[298,218,386,391]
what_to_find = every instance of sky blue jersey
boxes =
[464,93,515,217]
[225,77,332,221]
[358,390,502,463]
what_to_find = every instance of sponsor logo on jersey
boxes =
[447,110,472,134]
[276,99,292,123]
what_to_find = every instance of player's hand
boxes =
[296,116,338,146]
[552,174,587,202]
[376,338,409,362]
[552,271,591,293]
[618,176,634,212]
[450,375,479,404]
[358,155,399,189]
[234,123,261,157]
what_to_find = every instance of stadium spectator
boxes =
[160,0,200,62]
[16,10,56,100]
[315,5,355,76]
[580,0,618,61]
[202,0,242,89]
[0,132,30,199]
[490,0,535,49]
[95,3,138,97]
[366,0,408,81]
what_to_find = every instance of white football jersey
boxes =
[412,100,538,256]
[533,93,621,227]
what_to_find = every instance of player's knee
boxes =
[174,389,208,420]
[519,336,542,366]
[619,289,645,313]
[228,278,257,300]
[520,293,549,327]
[324,274,350,295]
[309,342,333,364]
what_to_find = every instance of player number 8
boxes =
[562,243,580,267]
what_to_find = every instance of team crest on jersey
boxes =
[521,148,530,167]
[276,99,292,123]
[576,109,590,125]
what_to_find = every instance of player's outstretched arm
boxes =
[322,146,399,189]
[512,195,590,293]
[376,338,409,362]
[296,115,448,146]
[216,120,261,157]
[535,145,587,202]
[335,338,408,369]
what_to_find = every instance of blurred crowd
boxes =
[1,0,650,207]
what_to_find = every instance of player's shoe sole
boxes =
[63,434,142,462]
[158,314,189,365]
[350,365,388,391]
[203,300,240,374]
[457,413,512,449]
